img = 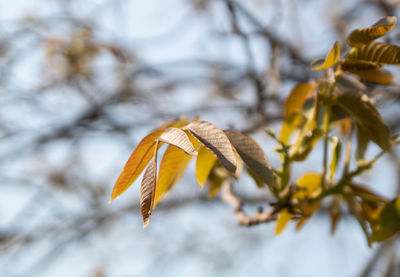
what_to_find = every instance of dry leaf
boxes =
[158,127,198,156]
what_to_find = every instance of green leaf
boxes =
[206,163,228,198]
[336,89,391,151]
[345,41,400,65]
[311,40,341,71]
[329,136,341,179]
[347,16,397,47]
[371,197,400,242]
[224,130,275,187]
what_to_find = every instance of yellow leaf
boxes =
[186,120,237,173]
[110,128,164,202]
[158,127,198,156]
[196,146,217,186]
[345,41,400,65]
[276,209,292,235]
[279,112,305,144]
[329,136,341,179]
[206,164,228,198]
[153,136,199,206]
[311,40,340,71]
[224,130,275,187]
[371,197,400,242]
[347,16,397,47]
[284,82,317,119]
[294,172,322,200]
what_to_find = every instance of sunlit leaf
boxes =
[158,127,198,156]
[329,136,341,179]
[110,127,164,202]
[336,89,391,151]
[311,40,340,71]
[348,68,393,85]
[294,172,322,199]
[195,146,217,187]
[154,135,200,206]
[329,196,341,235]
[185,120,237,173]
[347,16,397,47]
[284,82,317,119]
[276,209,292,235]
[140,146,158,229]
[345,42,400,65]
[224,130,275,187]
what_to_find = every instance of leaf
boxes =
[280,112,305,144]
[311,40,341,71]
[340,59,380,71]
[347,16,397,47]
[336,89,391,151]
[224,130,275,187]
[206,163,228,198]
[154,135,200,206]
[195,146,217,186]
[158,127,198,156]
[355,123,370,160]
[110,127,164,202]
[348,68,393,85]
[294,172,322,200]
[185,121,237,173]
[140,142,158,229]
[371,197,400,242]
[284,82,317,119]
[330,196,341,235]
[246,167,264,188]
[345,42,400,65]
[276,209,292,235]
[329,136,341,179]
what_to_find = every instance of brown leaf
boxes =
[185,121,237,173]
[224,130,275,187]
[336,89,391,151]
[158,127,198,156]
[330,197,341,235]
[347,16,397,47]
[140,152,158,228]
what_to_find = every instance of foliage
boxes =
[111,17,400,244]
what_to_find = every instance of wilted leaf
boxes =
[336,89,391,151]
[224,130,275,187]
[276,209,292,235]
[158,127,198,156]
[347,16,397,47]
[345,42,400,65]
[329,136,341,179]
[284,82,316,118]
[330,196,341,235]
[110,128,164,202]
[311,40,341,71]
[185,121,237,173]
[154,135,200,206]
[348,68,393,85]
[196,146,217,186]
[140,156,157,229]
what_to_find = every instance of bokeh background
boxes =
[1,0,400,276]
